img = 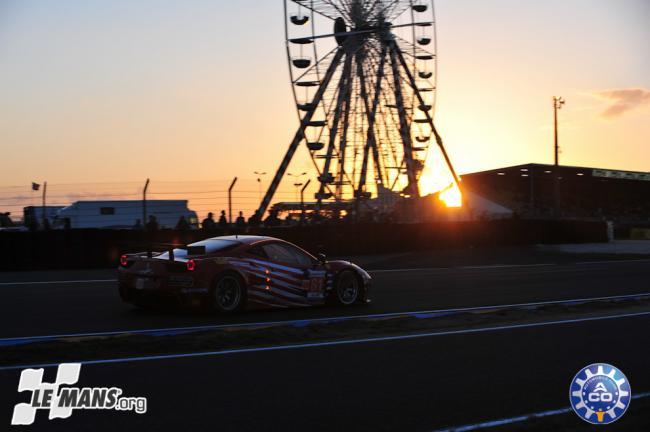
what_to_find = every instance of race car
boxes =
[118,235,371,312]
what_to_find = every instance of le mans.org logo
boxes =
[11,363,147,425]
[569,363,631,425]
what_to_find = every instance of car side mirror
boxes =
[317,253,327,265]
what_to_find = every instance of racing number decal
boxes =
[306,277,325,299]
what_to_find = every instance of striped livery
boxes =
[118,235,371,311]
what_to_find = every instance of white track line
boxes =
[2,292,649,343]
[576,258,650,265]
[457,263,556,270]
[369,267,451,273]
[369,263,557,273]
[433,391,650,431]
[0,310,648,372]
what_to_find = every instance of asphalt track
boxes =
[0,312,647,431]
[1,259,649,338]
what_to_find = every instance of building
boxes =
[52,200,198,229]
[461,163,650,222]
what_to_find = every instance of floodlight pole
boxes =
[553,96,565,166]
[142,178,150,224]
[41,181,47,227]
[301,179,311,221]
[228,177,238,224]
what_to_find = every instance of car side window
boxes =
[262,243,298,266]
[283,244,313,267]
[247,246,267,259]
[262,243,313,267]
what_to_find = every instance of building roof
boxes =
[462,163,650,181]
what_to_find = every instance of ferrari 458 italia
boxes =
[118,235,371,313]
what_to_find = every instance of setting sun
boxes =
[439,184,463,208]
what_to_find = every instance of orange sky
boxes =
[0,0,648,216]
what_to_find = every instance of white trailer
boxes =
[54,200,198,229]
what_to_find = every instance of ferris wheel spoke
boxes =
[288,0,341,22]
[370,0,406,21]
[254,48,345,221]
[355,56,375,199]
[361,42,405,188]
[316,54,353,203]
[289,0,417,24]
[336,54,356,198]
[322,0,352,23]
[392,41,461,187]
[289,21,432,47]
[389,43,419,196]
[362,46,388,190]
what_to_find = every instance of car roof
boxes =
[205,235,280,245]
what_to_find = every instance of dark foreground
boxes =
[0,313,648,431]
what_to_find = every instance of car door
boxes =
[260,242,324,305]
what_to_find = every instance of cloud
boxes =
[593,88,650,118]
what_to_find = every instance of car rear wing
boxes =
[121,242,206,261]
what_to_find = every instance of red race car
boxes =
[118,235,371,313]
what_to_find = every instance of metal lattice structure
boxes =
[253,0,460,222]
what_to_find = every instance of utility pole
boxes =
[553,96,565,166]
[228,177,238,224]
[142,178,150,224]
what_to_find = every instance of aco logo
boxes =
[569,363,631,425]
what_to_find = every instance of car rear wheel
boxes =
[210,273,245,314]
[332,270,360,306]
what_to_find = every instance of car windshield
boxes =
[157,239,240,260]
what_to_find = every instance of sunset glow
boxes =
[0,0,648,219]
[439,184,463,208]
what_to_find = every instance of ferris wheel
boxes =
[254,0,460,221]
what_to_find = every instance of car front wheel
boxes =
[332,270,360,306]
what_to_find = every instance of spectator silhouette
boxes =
[175,215,190,231]
[0,212,12,228]
[218,210,228,227]
[264,210,280,227]
[202,212,216,230]
[133,219,143,230]
[235,211,246,228]
[145,215,159,231]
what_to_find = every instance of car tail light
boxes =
[187,259,196,271]
[120,255,128,267]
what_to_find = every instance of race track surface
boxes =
[0,259,648,338]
